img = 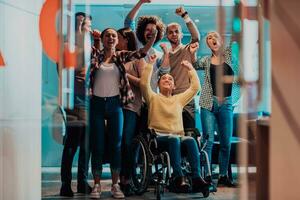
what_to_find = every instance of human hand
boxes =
[159,43,168,54]
[175,6,186,16]
[150,27,158,38]
[140,0,152,4]
[147,54,157,65]
[189,42,199,54]
[181,60,193,71]
[92,29,101,40]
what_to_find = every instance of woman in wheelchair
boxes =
[140,56,209,193]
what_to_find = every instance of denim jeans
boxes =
[89,95,123,178]
[61,106,90,185]
[201,96,233,176]
[120,109,138,179]
[157,135,201,178]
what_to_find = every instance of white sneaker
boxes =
[90,184,101,199]
[111,184,125,199]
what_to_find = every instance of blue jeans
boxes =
[89,95,123,178]
[157,135,201,178]
[120,109,138,179]
[201,96,233,176]
[61,106,90,185]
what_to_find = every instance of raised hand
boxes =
[159,43,170,68]
[92,29,101,40]
[159,43,169,54]
[147,54,157,65]
[181,60,193,71]
[175,6,186,16]
[189,42,199,54]
[140,0,152,3]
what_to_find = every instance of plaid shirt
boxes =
[193,46,239,111]
[89,47,146,105]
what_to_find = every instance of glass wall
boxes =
[38,0,271,199]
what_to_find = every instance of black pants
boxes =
[60,107,90,185]
[182,99,195,130]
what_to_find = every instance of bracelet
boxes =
[181,11,188,18]
[183,16,192,23]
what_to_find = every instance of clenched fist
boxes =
[175,6,186,16]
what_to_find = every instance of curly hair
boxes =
[136,16,165,45]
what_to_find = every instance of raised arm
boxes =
[126,59,145,87]
[140,27,157,55]
[188,42,206,70]
[140,55,156,103]
[124,0,152,30]
[177,60,201,106]
[175,6,200,43]
[118,28,157,63]
[158,43,170,69]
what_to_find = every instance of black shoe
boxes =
[204,175,212,184]
[169,176,191,193]
[77,182,92,194]
[217,175,237,188]
[120,183,135,197]
[192,177,209,193]
[60,183,74,197]
[204,176,217,193]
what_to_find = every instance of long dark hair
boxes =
[117,27,137,51]
[100,28,118,40]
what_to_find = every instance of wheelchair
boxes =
[130,129,171,200]
[130,128,211,199]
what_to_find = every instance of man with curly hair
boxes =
[124,0,169,90]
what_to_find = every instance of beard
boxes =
[169,39,179,45]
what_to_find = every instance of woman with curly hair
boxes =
[124,0,169,91]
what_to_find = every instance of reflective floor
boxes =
[42,165,255,200]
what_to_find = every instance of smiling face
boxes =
[206,31,223,53]
[158,73,175,92]
[81,17,92,33]
[143,23,156,43]
[166,23,182,46]
[116,32,128,50]
[101,29,118,49]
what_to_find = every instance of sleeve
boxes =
[118,50,147,64]
[192,56,207,70]
[88,49,99,94]
[140,63,155,104]
[154,51,171,75]
[124,16,136,31]
[186,20,200,44]
[158,64,171,75]
[177,69,201,106]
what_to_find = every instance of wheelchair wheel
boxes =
[155,183,163,200]
[202,187,210,198]
[131,135,152,195]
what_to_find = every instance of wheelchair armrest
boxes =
[149,129,158,137]
[184,128,201,138]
